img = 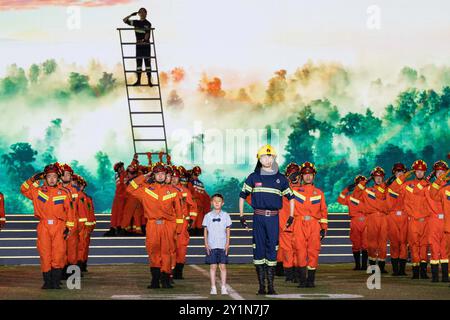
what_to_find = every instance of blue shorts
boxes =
[205,248,228,265]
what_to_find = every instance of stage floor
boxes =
[0,263,449,300]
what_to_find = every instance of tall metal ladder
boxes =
[117,27,168,160]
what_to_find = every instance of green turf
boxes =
[0,263,449,300]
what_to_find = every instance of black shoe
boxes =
[353,251,361,270]
[255,265,266,295]
[161,272,174,289]
[441,263,449,282]
[178,263,185,280]
[147,74,154,87]
[420,262,429,279]
[41,271,52,289]
[116,228,127,236]
[82,261,88,273]
[431,264,439,282]
[275,262,284,277]
[378,261,388,274]
[148,267,161,289]
[141,225,147,236]
[297,267,307,288]
[76,261,85,277]
[391,258,399,276]
[398,259,408,276]
[292,267,300,283]
[51,268,63,289]
[306,269,316,288]
[266,266,277,294]
[103,227,116,237]
[361,250,368,270]
[411,266,420,279]
[61,265,69,280]
[284,267,294,282]
[132,72,142,86]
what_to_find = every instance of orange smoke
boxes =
[198,74,226,98]
[171,67,185,83]
[159,71,169,87]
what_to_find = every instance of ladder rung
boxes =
[123,56,156,59]
[136,152,168,155]
[117,28,155,31]
[130,112,162,114]
[125,70,158,73]
[121,42,155,45]
[135,139,166,142]
[129,98,160,101]
[132,125,164,128]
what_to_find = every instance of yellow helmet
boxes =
[257,144,277,159]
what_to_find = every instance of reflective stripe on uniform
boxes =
[145,189,159,200]
[282,188,293,196]
[66,221,75,227]
[22,181,30,189]
[79,218,88,222]
[320,219,328,224]
[339,193,346,199]
[266,260,277,267]
[176,219,184,224]
[190,212,197,217]
[162,193,177,201]
[242,183,253,193]
[252,187,282,196]
[432,182,441,190]
[130,180,139,190]
[253,259,266,265]
[396,177,403,185]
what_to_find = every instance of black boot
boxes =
[411,266,420,279]
[82,261,88,273]
[103,227,116,237]
[51,268,63,289]
[161,272,173,289]
[148,267,161,289]
[173,263,180,279]
[306,269,316,288]
[431,264,439,283]
[361,250,368,270]
[391,258,399,276]
[77,261,84,277]
[377,260,388,274]
[61,265,69,280]
[398,259,408,276]
[147,73,154,87]
[292,267,300,283]
[275,262,284,277]
[141,225,147,236]
[297,267,307,288]
[284,268,293,282]
[266,266,277,295]
[353,251,361,270]
[255,265,266,295]
[420,262,429,279]
[442,263,449,282]
[41,271,52,289]
[132,72,142,86]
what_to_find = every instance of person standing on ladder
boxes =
[123,8,153,86]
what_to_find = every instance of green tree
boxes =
[96,72,116,95]
[42,59,57,75]
[69,72,91,94]
[29,64,40,83]
[1,143,38,183]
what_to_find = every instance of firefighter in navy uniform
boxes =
[239,145,295,295]
[123,7,153,86]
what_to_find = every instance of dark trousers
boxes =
[252,214,279,266]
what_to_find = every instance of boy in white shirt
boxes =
[202,194,232,295]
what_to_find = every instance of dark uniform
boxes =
[124,18,152,85]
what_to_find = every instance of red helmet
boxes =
[285,162,300,177]
[300,162,316,175]
[152,163,167,174]
[392,163,407,174]
[76,175,87,187]
[354,175,367,184]
[165,165,173,175]
[412,159,427,171]
[433,160,449,171]
[171,166,181,178]
[114,162,124,172]
[192,166,202,176]
[127,164,138,173]
[59,163,74,175]
[44,164,61,176]
[371,166,385,177]
[178,165,187,178]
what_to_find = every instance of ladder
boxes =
[117,27,168,159]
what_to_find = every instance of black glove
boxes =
[346,183,356,192]
[320,229,326,241]
[285,216,294,229]
[187,219,194,230]
[386,175,396,186]
[31,172,44,182]
[240,217,248,228]
[63,228,70,240]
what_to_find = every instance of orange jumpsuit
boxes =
[385,185,408,259]
[278,182,299,268]
[292,184,328,270]
[110,171,127,228]
[121,188,143,232]
[127,175,182,274]
[77,191,96,263]
[188,178,210,230]
[425,186,447,265]
[338,187,367,252]
[21,178,75,272]
[390,176,430,266]
[172,184,197,264]
[353,182,388,262]
[0,192,5,229]
[430,179,450,263]
[61,184,80,266]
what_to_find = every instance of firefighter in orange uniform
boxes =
[119,162,142,235]
[104,161,126,236]
[389,160,430,279]
[425,160,449,282]
[278,163,300,282]
[171,166,197,279]
[385,163,409,276]
[292,162,328,288]
[430,161,450,284]
[126,162,182,288]
[188,166,211,236]
[0,191,5,230]
[338,175,368,271]
[20,164,75,289]
[352,166,388,273]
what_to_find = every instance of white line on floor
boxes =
[189,264,245,300]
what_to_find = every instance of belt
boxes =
[254,209,279,216]
[300,215,318,221]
